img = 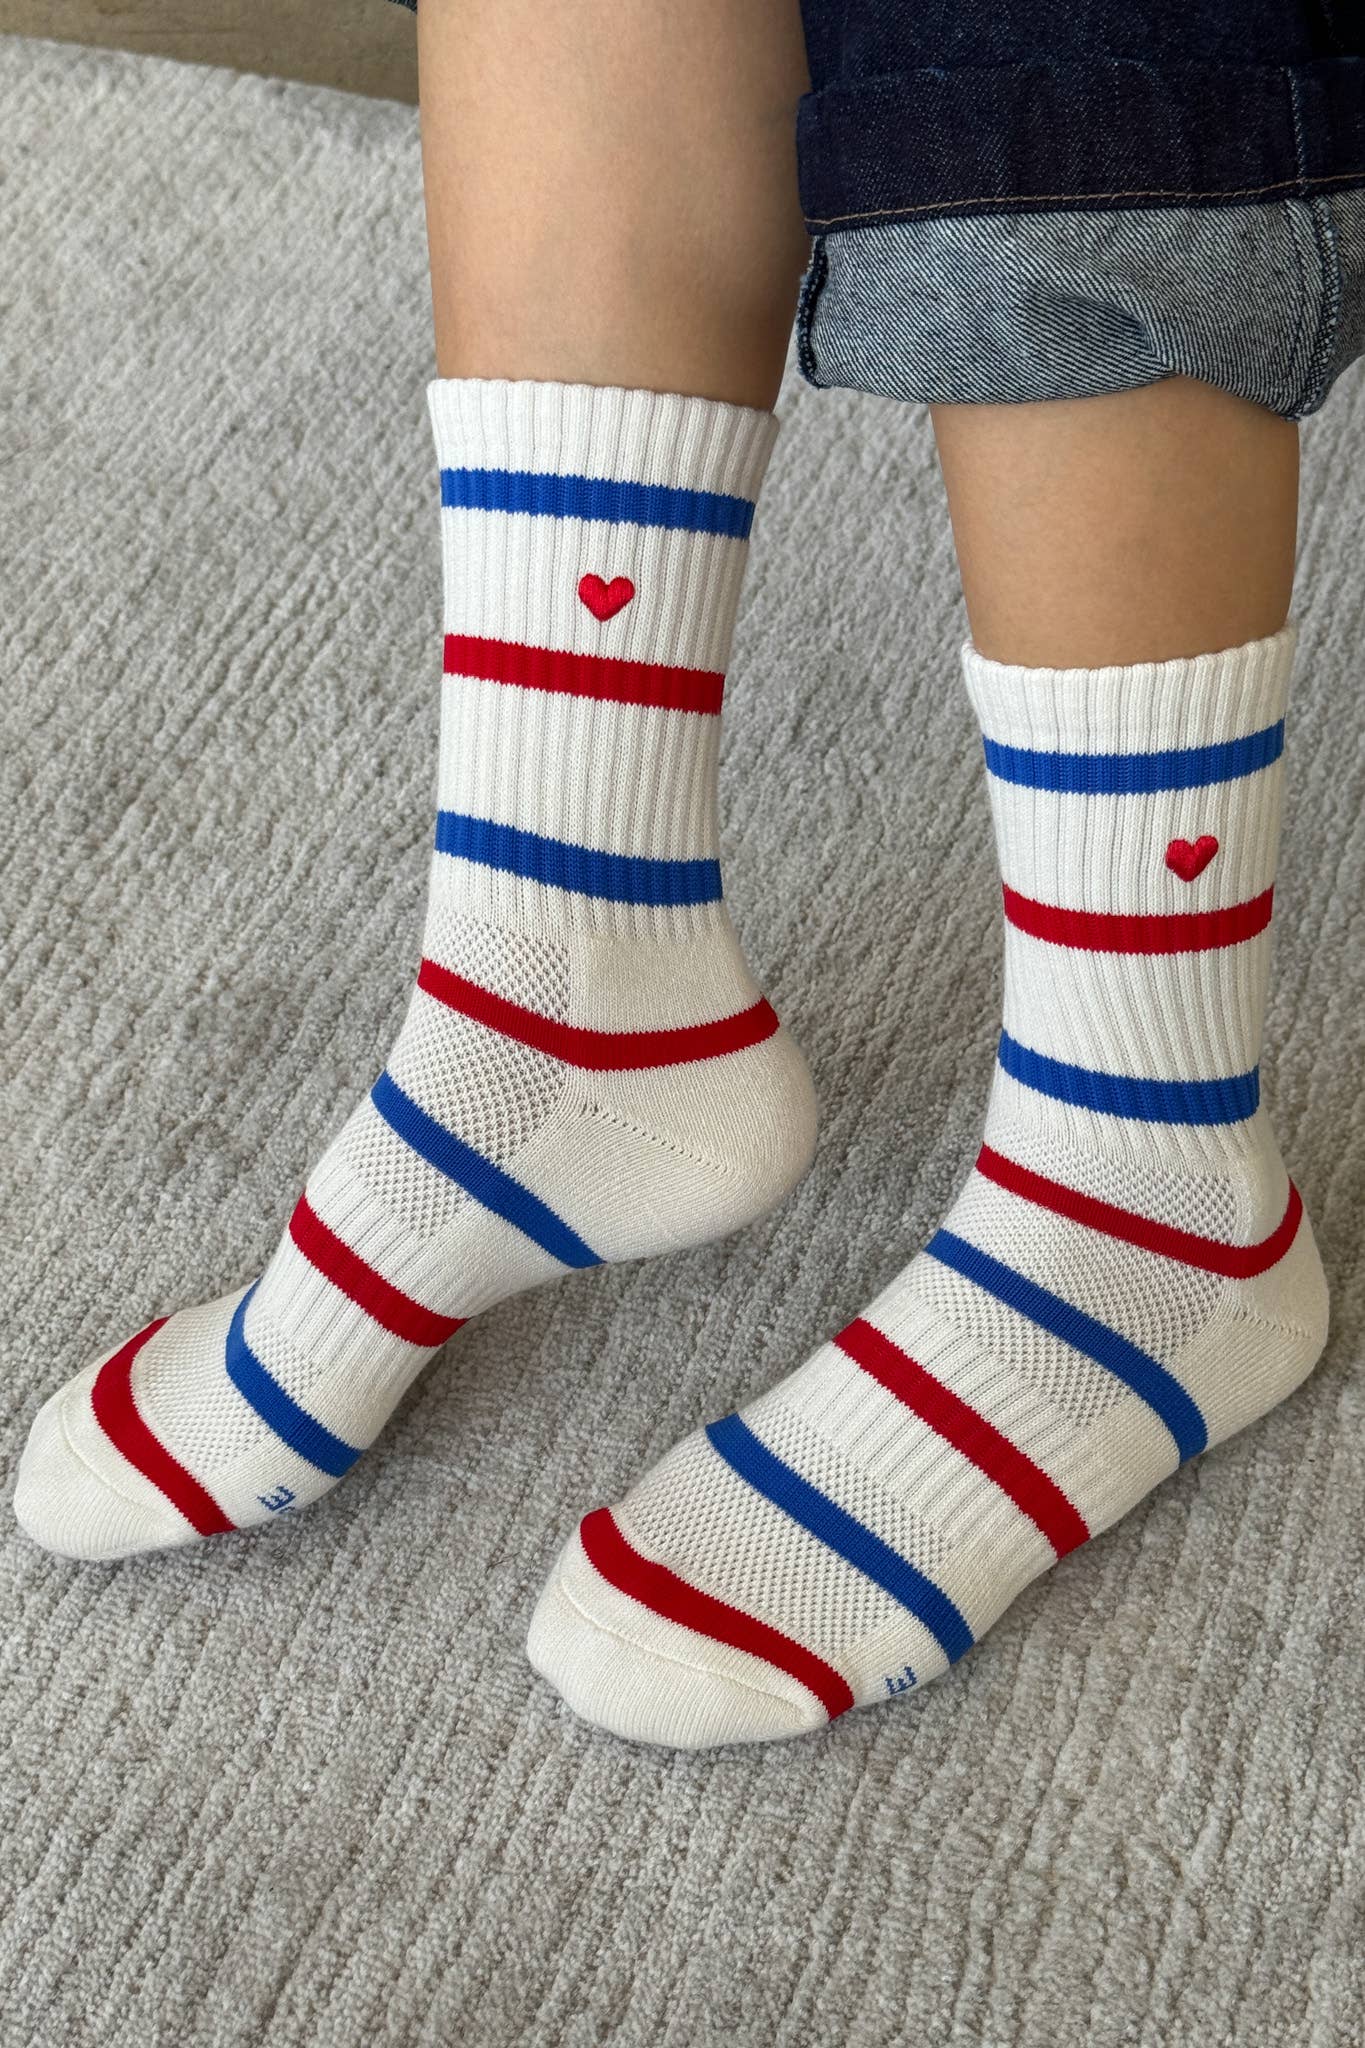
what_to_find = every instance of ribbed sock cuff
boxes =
[961,627,1296,754]
[429,380,777,940]
[427,378,780,506]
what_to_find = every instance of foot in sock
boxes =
[15,381,816,1560]
[529,629,1330,1748]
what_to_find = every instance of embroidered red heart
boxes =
[578,573,635,621]
[1166,835,1219,882]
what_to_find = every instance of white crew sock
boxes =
[16,380,817,1560]
[529,628,1329,1749]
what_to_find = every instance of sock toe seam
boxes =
[552,1569,814,1723]
[55,1388,183,1524]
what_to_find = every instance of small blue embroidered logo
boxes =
[257,1485,296,1514]
[883,1665,916,1697]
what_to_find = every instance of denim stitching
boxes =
[1279,74,1318,414]
[1278,199,1318,415]
[805,167,1365,230]
[1286,66,1344,415]
[1305,194,1346,413]
[796,237,831,388]
[1315,2,1350,57]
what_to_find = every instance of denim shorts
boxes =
[389,0,1365,419]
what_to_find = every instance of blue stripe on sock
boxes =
[704,1411,975,1666]
[435,812,722,907]
[370,1070,601,1270]
[439,467,755,539]
[926,1230,1208,1461]
[982,719,1284,794]
[998,1031,1260,1126]
[225,1285,362,1480]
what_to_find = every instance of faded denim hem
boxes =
[797,189,1365,421]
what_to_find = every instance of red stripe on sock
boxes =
[91,1318,237,1538]
[834,1318,1089,1558]
[579,1505,854,1722]
[288,1196,465,1347]
[417,958,779,1071]
[976,1144,1303,1280]
[1001,884,1274,954]
[444,634,725,715]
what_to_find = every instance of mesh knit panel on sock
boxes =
[943,1177,1226,1348]
[142,1294,265,1467]
[756,1397,951,1579]
[906,1258,1136,1431]
[245,1301,366,1420]
[387,1003,567,1159]
[422,905,572,1021]
[337,1102,474,1238]
[1053,1235,1222,1352]
[907,1243,1221,1430]
[990,1126,1244,1241]
[621,1426,907,1654]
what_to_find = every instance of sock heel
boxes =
[1223,1200,1330,1429]
[660,1023,820,1251]
[560,1023,820,1262]
[1172,1195,1331,1453]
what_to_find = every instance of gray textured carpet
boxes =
[3,36,1365,2048]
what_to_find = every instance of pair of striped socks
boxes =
[16,380,1328,1751]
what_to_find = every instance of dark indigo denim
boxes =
[796,3,1365,229]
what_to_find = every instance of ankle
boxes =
[980,1101,1296,1245]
